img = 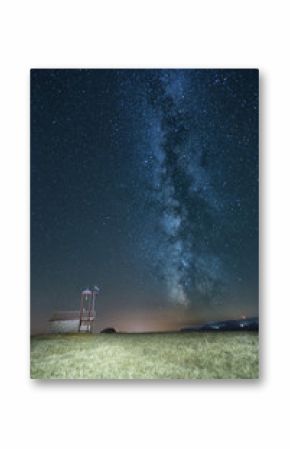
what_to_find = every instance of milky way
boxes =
[31,69,258,331]
[116,69,258,311]
[142,71,226,307]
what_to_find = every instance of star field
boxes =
[31,69,258,332]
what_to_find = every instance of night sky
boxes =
[31,69,258,333]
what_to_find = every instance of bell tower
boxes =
[79,286,100,332]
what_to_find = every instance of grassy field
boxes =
[30,332,259,380]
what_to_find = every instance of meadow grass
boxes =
[30,332,259,380]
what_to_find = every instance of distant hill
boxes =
[180,317,259,332]
[100,327,117,333]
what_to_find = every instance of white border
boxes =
[0,1,289,448]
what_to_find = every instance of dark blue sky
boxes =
[31,69,258,332]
